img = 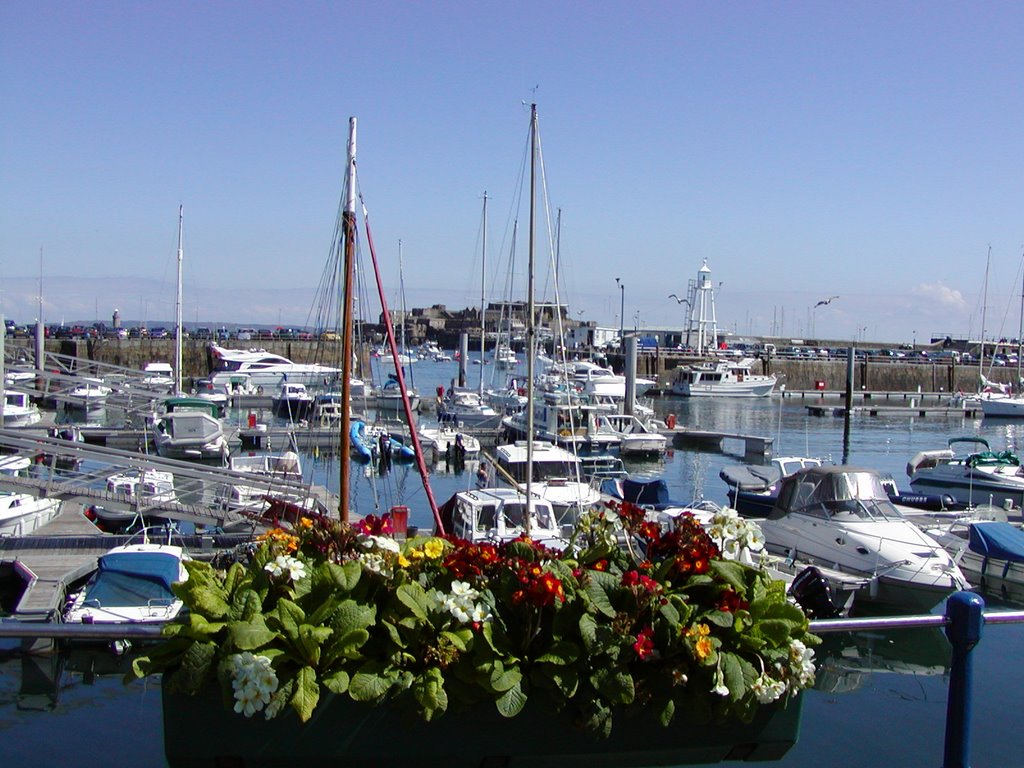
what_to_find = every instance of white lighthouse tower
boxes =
[689,259,719,354]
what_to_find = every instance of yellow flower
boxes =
[397,554,411,568]
[695,636,714,661]
[406,548,426,562]
[423,539,444,559]
[299,517,314,529]
[685,623,711,639]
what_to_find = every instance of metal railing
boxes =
[810,593,1024,768]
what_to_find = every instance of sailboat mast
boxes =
[479,191,488,396]
[980,246,990,382]
[339,117,358,523]
[175,205,183,396]
[525,104,537,534]
[1018,248,1024,388]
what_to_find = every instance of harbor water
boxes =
[2,357,1024,766]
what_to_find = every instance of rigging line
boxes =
[360,199,442,530]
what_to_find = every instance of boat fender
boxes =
[256,386,264,395]
[666,414,676,429]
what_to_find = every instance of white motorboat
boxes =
[757,465,967,611]
[372,376,420,414]
[217,451,304,512]
[209,343,340,389]
[0,493,61,537]
[154,410,229,463]
[493,344,517,369]
[436,387,500,429]
[2,389,41,427]
[140,362,175,392]
[63,378,112,410]
[671,357,777,397]
[271,382,315,421]
[106,468,177,504]
[501,390,619,453]
[311,392,346,427]
[720,456,827,517]
[493,441,602,524]
[437,487,566,548]
[907,437,1024,511]
[594,413,667,458]
[417,424,481,462]
[63,541,189,624]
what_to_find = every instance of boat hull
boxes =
[162,683,802,768]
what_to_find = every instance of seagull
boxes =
[668,294,687,303]
[815,295,839,307]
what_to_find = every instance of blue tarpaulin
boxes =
[969,521,1024,564]
[82,551,181,608]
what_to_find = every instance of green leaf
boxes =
[709,560,749,592]
[165,641,218,694]
[658,599,680,626]
[753,618,798,645]
[495,679,527,718]
[591,668,635,704]
[290,666,320,723]
[129,636,192,678]
[349,662,392,702]
[440,630,468,652]
[721,652,745,701]
[222,561,246,597]
[584,570,618,618]
[332,599,377,634]
[228,615,277,651]
[658,697,676,727]
[395,582,431,621]
[490,664,523,693]
[294,624,333,666]
[322,627,369,666]
[272,598,306,641]
[578,613,598,651]
[323,669,350,694]
[412,667,448,721]
[231,588,265,622]
[174,562,230,619]
[534,640,580,666]
[705,610,736,629]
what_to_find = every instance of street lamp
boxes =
[615,278,625,347]
[913,330,917,349]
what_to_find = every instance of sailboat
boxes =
[980,248,1024,417]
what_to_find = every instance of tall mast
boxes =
[525,104,537,534]
[340,118,357,523]
[980,245,990,382]
[479,191,488,396]
[175,205,183,396]
[1018,248,1024,389]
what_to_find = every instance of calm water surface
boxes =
[3,359,1023,766]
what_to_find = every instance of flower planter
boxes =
[161,682,803,767]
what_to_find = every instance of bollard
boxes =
[943,591,985,768]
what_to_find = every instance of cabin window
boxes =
[503,503,525,528]
[477,505,496,532]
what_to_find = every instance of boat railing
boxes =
[0,591,1020,767]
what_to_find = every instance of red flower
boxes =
[716,589,749,613]
[633,626,655,661]
[355,513,393,536]
[591,559,609,572]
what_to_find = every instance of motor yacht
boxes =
[209,343,340,389]
[756,465,967,611]
[907,437,1024,513]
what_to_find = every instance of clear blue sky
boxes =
[2,2,1021,345]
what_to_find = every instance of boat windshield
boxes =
[777,470,905,521]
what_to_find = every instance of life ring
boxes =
[256,385,264,395]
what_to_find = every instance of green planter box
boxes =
[162,682,803,767]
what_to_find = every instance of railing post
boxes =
[943,591,985,768]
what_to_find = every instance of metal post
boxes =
[943,591,985,768]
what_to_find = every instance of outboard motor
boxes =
[789,566,842,619]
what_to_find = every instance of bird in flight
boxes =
[815,295,839,307]
[668,294,687,303]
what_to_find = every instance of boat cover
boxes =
[84,551,181,607]
[719,464,782,492]
[601,478,684,510]
[969,521,1024,565]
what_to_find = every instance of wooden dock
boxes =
[1,502,106,624]
[666,428,773,459]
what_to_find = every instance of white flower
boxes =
[264,555,306,583]
[712,665,730,697]
[751,674,787,703]
[227,653,278,718]
[786,639,816,689]
[357,551,393,578]
[470,602,493,623]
